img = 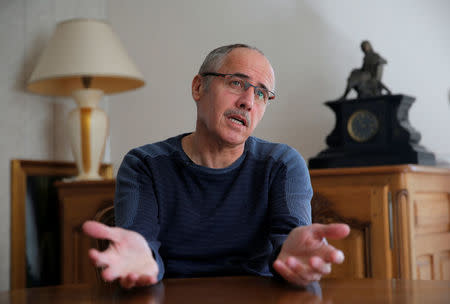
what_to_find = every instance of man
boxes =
[83,44,350,289]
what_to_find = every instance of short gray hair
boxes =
[199,44,264,74]
[198,44,265,88]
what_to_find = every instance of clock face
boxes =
[347,110,379,142]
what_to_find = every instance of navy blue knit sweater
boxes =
[114,134,312,281]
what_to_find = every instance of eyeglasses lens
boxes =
[224,76,268,103]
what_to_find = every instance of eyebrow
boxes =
[231,73,269,91]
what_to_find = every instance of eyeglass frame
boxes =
[200,72,276,102]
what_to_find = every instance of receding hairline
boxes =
[198,44,265,74]
[198,44,275,90]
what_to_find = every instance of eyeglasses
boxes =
[201,72,275,104]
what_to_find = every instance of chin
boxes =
[220,133,249,147]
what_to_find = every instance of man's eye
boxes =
[255,89,267,101]
[229,80,243,88]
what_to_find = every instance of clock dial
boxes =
[347,110,379,142]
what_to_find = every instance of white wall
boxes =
[108,0,450,171]
[0,0,107,292]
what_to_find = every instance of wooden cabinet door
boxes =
[412,191,450,280]
[60,194,113,285]
[311,184,393,279]
[56,181,115,285]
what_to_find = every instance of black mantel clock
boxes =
[308,94,436,169]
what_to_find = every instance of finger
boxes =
[330,249,345,264]
[309,256,331,275]
[312,223,350,240]
[102,266,120,282]
[286,257,309,279]
[136,275,155,287]
[120,274,138,289]
[315,243,345,264]
[88,248,103,267]
[149,275,159,285]
[88,248,113,268]
[82,220,120,243]
[88,248,100,260]
[273,260,309,287]
[287,257,322,282]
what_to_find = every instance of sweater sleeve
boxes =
[267,147,313,276]
[114,148,165,281]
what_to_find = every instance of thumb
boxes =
[312,223,350,240]
[82,220,119,242]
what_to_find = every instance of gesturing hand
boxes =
[273,223,350,287]
[82,220,159,289]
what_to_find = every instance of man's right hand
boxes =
[82,220,159,288]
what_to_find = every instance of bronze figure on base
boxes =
[339,40,391,99]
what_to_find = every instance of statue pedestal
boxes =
[308,94,435,169]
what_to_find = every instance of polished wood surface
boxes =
[310,164,450,176]
[10,159,113,289]
[1,276,449,304]
[310,164,450,280]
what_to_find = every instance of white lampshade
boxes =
[27,18,145,95]
[27,18,145,180]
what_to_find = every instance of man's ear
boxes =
[191,75,203,102]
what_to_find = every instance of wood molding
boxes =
[393,189,409,279]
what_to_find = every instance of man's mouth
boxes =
[224,109,251,127]
[228,115,247,126]
[229,117,245,126]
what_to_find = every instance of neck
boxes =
[182,132,245,169]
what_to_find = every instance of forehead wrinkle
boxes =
[220,49,274,91]
[231,72,270,91]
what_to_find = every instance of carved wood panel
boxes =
[55,180,115,285]
[311,184,391,279]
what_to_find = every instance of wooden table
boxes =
[1,276,449,304]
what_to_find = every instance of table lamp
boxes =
[27,18,145,180]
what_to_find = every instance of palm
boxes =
[278,226,326,263]
[99,228,157,279]
[83,221,158,287]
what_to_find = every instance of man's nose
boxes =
[236,87,254,110]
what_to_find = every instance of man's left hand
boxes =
[273,223,350,287]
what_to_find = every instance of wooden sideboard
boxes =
[310,165,450,280]
[55,180,115,285]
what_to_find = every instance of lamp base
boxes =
[68,89,108,180]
